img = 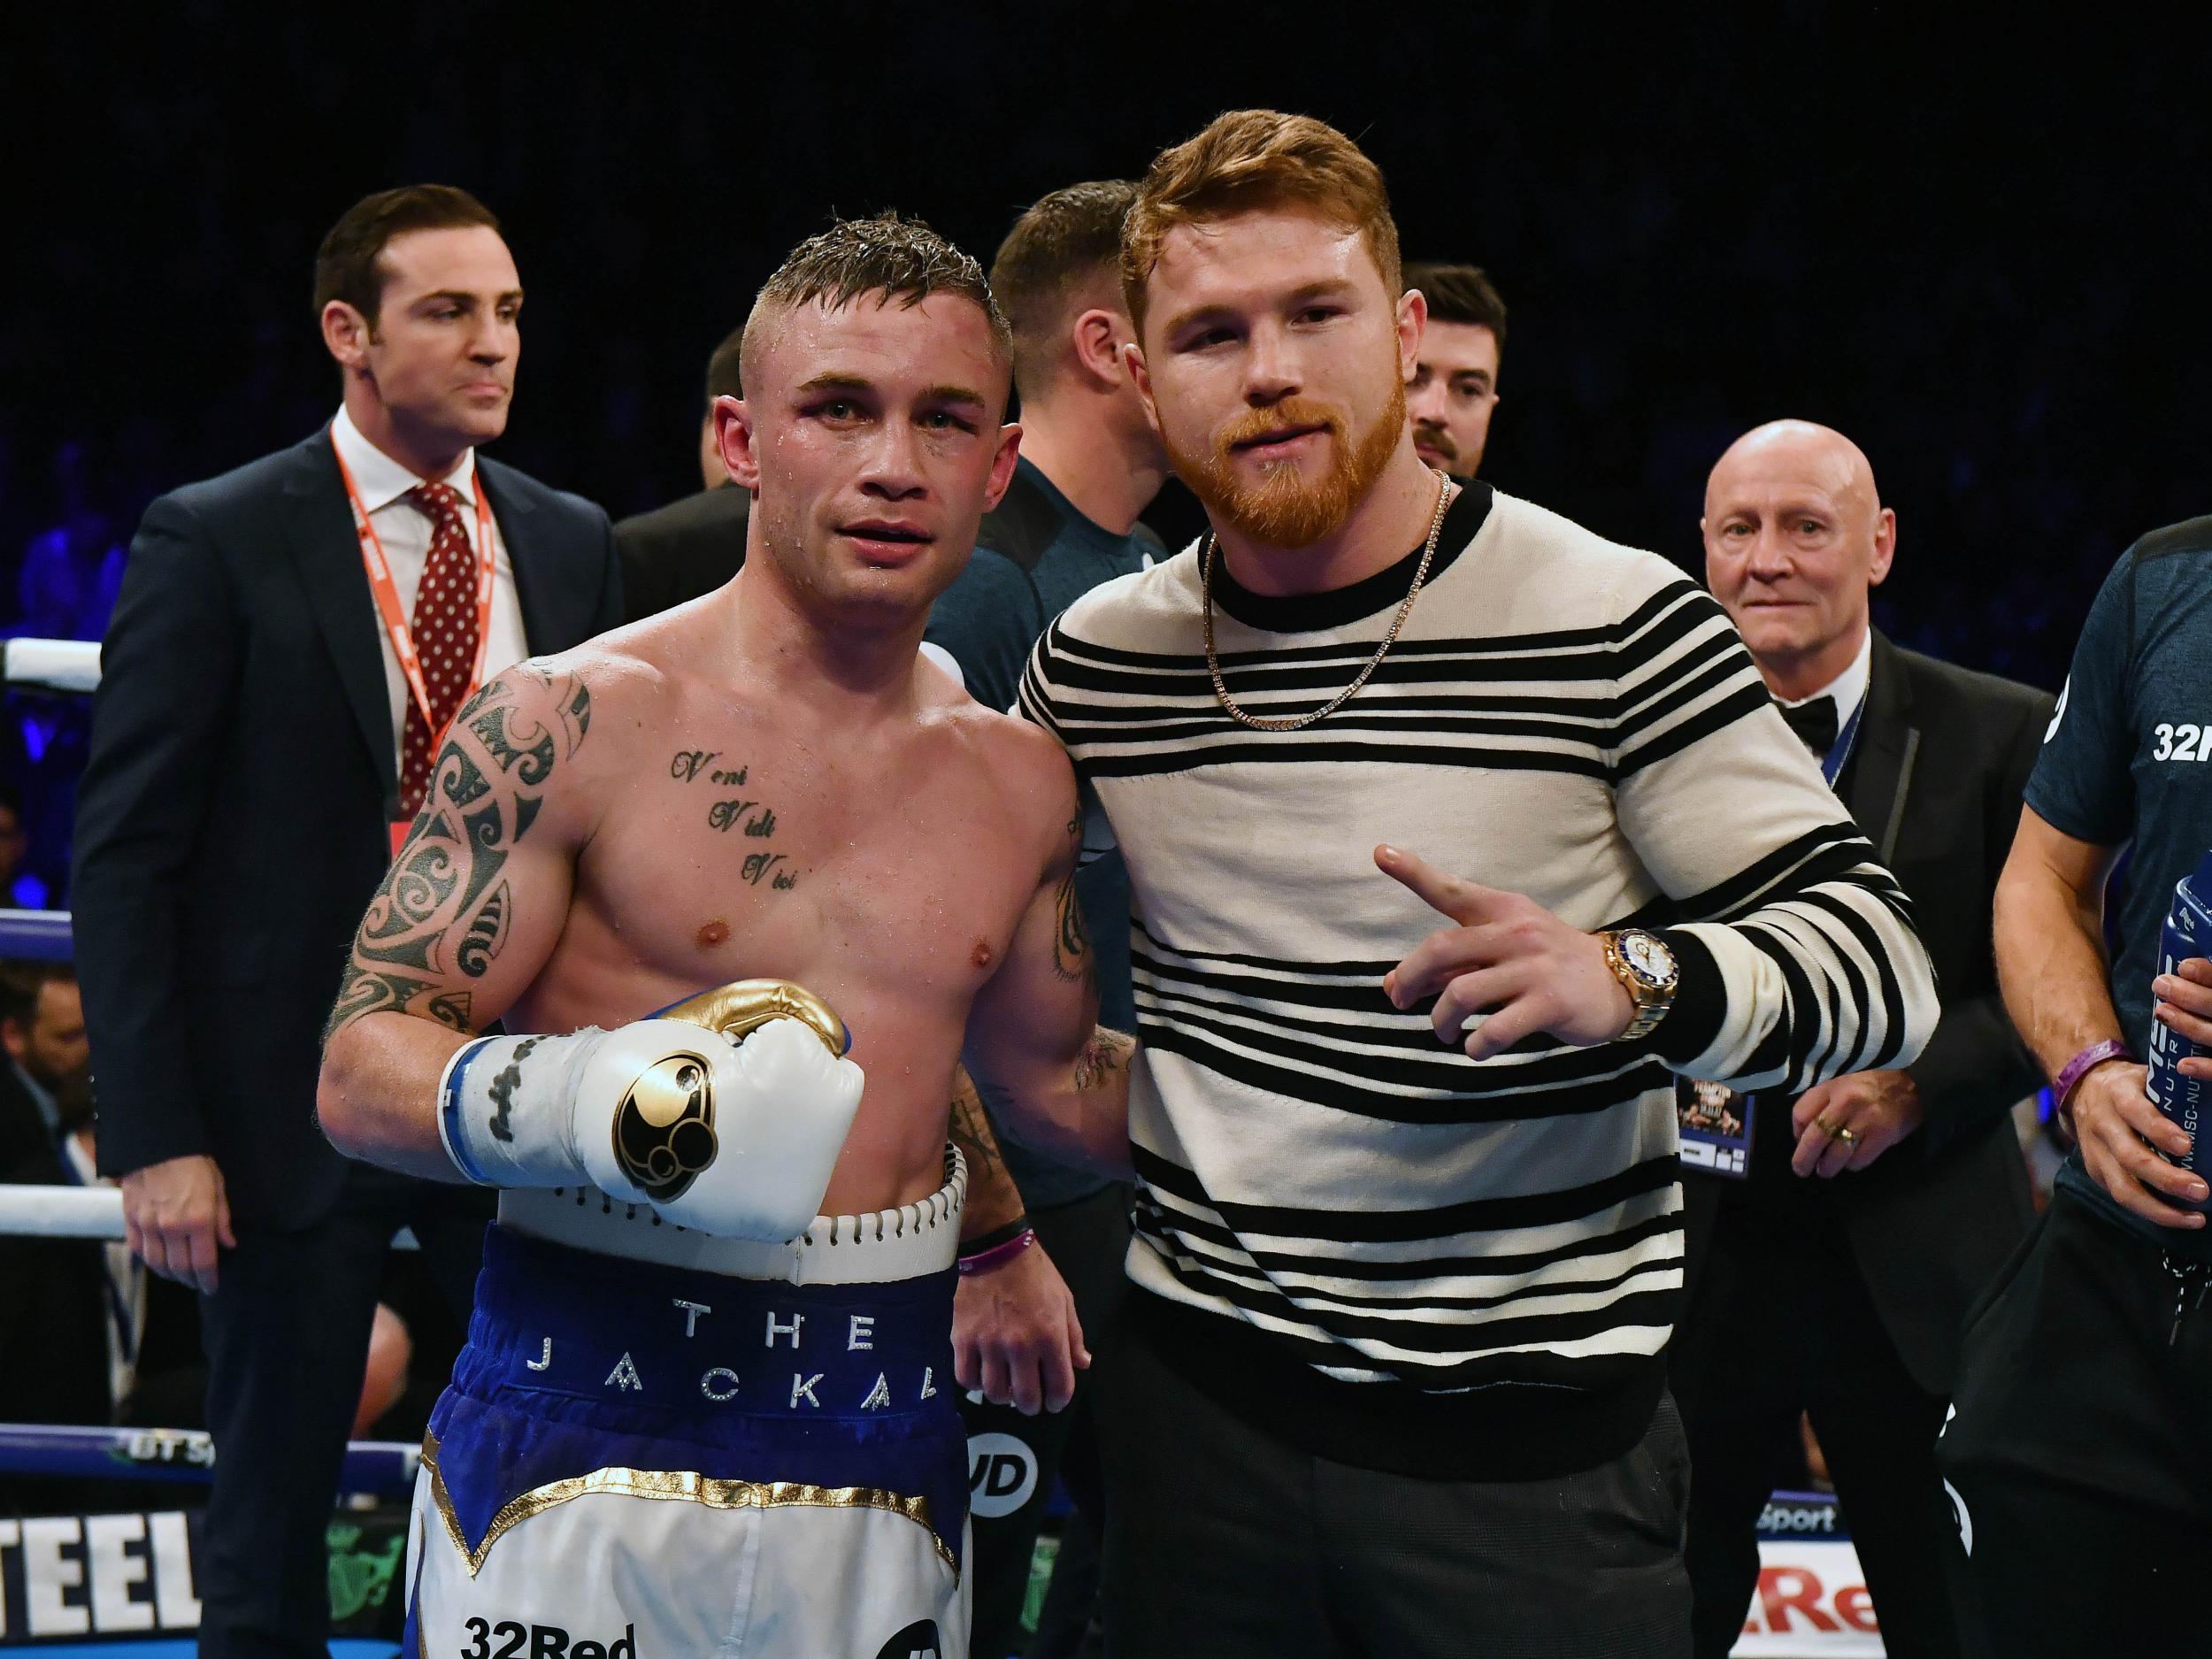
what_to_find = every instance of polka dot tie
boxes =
[397,481,482,818]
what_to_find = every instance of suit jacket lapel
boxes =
[1845,631,1920,863]
[479,461,563,656]
[284,433,398,808]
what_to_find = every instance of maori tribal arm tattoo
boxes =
[326,664,594,1043]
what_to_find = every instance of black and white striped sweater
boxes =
[1018,482,1939,1479]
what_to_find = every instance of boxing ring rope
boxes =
[0,1184,423,1500]
[0,1182,121,1239]
[3,637,100,696]
[0,639,423,1504]
[0,1424,419,1494]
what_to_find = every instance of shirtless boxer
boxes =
[316,216,1133,1659]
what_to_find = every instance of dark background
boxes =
[4,4,2208,893]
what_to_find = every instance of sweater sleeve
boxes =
[1603,568,1940,1092]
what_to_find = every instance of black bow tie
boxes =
[1775,695,1839,757]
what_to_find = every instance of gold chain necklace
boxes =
[1202,468,1455,733]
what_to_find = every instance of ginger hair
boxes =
[1121,110,1401,331]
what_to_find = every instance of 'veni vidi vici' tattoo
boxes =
[671,749,800,891]
[327,666,592,1039]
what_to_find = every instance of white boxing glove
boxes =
[436,979,865,1242]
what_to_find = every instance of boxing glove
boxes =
[436,979,864,1242]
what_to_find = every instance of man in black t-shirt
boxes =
[933,179,1166,1659]
[614,324,751,622]
[1941,518,2212,1655]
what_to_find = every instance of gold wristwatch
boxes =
[1599,929,1678,1041]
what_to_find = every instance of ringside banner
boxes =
[0,1508,404,1651]
[0,1488,1878,1655]
[1733,1491,1884,1657]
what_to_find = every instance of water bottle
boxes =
[2146,849,2212,1210]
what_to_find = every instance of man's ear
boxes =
[983,422,1024,511]
[1123,342,1161,435]
[714,395,761,492]
[1,1018,27,1066]
[1071,309,1125,390]
[1394,287,1427,382]
[321,301,374,374]
[1869,506,1899,588]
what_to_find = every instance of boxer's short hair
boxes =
[990,180,1139,396]
[740,214,1011,399]
[1122,110,1401,330]
[1404,262,1509,349]
[313,184,503,326]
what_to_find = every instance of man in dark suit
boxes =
[0,1062,204,1515]
[1672,420,2048,1658]
[0,961,87,1171]
[73,184,619,1656]
[615,323,751,621]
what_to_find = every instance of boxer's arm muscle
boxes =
[964,805,1135,1179]
[318,664,596,1178]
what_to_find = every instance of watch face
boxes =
[1619,932,1676,988]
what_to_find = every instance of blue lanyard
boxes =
[1821,696,1868,787]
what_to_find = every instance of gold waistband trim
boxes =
[420,1431,956,1579]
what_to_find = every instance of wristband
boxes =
[2055,1038,2131,1120]
[960,1215,1031,1256]
[958,1225,1037,1278]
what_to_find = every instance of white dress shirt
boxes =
[329,405,532,760]
[60,1130,146,1411]
[1778,626,1874,729]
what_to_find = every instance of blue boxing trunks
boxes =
[403,1151,969,1659]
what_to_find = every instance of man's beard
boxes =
[1171,380,1406,549]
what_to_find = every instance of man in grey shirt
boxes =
[929,180,1165,1659]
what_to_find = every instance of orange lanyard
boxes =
[330,429,496,740]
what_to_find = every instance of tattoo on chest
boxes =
[670,751,801,891]
[326,668,592,1041]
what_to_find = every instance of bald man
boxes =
[1670,421,2051,1657]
